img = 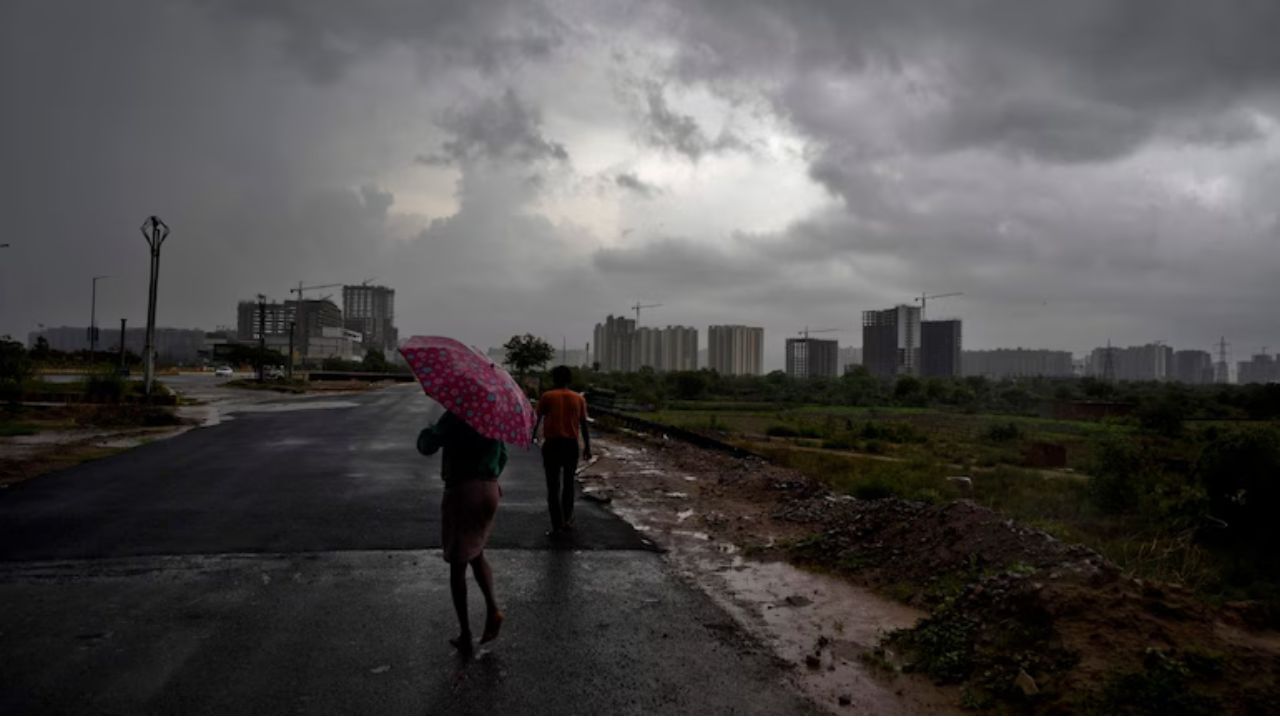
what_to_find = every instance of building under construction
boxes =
[862,304,921,379]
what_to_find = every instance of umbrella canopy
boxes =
[399,336,535,449]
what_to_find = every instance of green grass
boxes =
[0,421,39,437]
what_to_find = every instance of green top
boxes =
[417,411,508,486]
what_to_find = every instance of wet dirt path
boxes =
[584,435,962,714]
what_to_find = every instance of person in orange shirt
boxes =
[532,365,591,536]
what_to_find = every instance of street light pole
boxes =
[140,216,170,397]
[90,275,109,366]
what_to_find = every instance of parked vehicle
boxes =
[214,366,234,377]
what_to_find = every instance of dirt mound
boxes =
[777,495,1113,590]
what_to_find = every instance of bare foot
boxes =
[449,634,474,656]
[480,610,504,644]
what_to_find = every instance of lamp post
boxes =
[140,216,170,397]
[89,275,109,366]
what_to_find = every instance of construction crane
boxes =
[796,327,842,339]
[290,281,343,300]
[631,302,662,324]
[914,291,963,319]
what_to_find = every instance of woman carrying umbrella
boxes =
[401,336,536,656]
[418,411,506,654]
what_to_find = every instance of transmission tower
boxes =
[1102,339,1117,383]
[1215,336,1230,383]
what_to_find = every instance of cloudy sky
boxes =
[3,0,1279,369]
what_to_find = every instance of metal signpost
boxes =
[89,275,108,366]
[140,216,169,397]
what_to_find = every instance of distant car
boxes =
[214,366,234,377]
[265,366,286,380]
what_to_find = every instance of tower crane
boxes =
[796,327,842,339]
[631,302,662,324]
[914,291,963,319]
[290,281,344,300]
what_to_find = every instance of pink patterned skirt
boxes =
[440,478,500,564]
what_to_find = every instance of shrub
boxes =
[766,424,799,438]
[853,478,895,500]
[1088,435,1150,514]
[0,337,31,385]
[1195,427,1280,552]
[982,421,1023,443]
[85,371,125,403]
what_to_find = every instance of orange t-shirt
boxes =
[536,388,588,441]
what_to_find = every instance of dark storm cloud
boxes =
[212,0,565,83]
[664,0,1280,164]
[5,0,1280,364]
[640,81,749,161]
[415,89,569,167]
[614,172,662,199]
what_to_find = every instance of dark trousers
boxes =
[541,438,579,530]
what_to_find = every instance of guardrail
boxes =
[587,405,764,459]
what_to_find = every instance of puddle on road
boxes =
[181,400,362,428]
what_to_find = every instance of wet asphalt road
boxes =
[0,383,813,713]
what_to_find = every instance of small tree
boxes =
[362,348,390,372]
[503,334,554,381]
[0,336,32,385]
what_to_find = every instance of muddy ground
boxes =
[586,428,1280,714]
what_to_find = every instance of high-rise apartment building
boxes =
[837,346,862,374]
[862,305,921,378]
[1238,354,1279,385]
[660,326,699,371]
[593,315,636,372]
[1086,343,1172,381]
[343,284,398,354]
[1172,349,1214,384]
[237,300,292,340]
[962,348,1075,378]
[920,320,962,378]
[708,325,763,376]
[785,337,839,378]
[634,326,698,371]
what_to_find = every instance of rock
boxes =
[1015,668,1039,696]
[785,594,813,607]
[947,476,974,492]
[838,694,852,706]
[805,654,822,669]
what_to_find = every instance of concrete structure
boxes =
[837,346,862,374]
[785,337,838,379]
[962,348,1075,379]
[707,325,763,376]
[237,301,291,340]
[343,284,398,355]
[28,326,207,364]
[659,326,698,372]
[635,326,698,372]
[920,319,962,378]
[1172,349,1215,384]
[1086,343,1173,381]
[593,315,636,372]
[862,304,921,378]
[1238,353,1279,385]
[306,326,363,362]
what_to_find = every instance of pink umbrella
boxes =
[399,336,535,449]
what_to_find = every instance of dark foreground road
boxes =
[0,385,812,713]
